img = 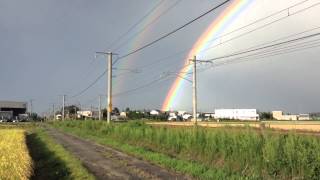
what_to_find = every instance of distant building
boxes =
[214,109,259,121]
[204,112,215,120]
[298,114,311,120]
[150,110,160,115]
[77,110,98,119]
[120,112,127,117]
[0,101,27,120]
[272,111,298,121]
[177,111,187,116]
[56,114,62,120]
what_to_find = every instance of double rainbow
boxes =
[162,0,253,111]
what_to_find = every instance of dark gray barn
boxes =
[0,101,27,119]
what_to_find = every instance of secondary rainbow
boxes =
[162,0,253,111]
[114,1,166,91]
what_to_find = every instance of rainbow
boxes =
[115,1,178,91]
[162,0,253,111]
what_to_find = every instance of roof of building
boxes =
[0,101,27,109]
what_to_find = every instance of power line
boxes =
[113,76,166,97]
[112,0,183,52]
[123,24,320,90]
[112,32,320,98]
[113,0,230,63]
[205,32,320,62]
[127,0,316,72]
[195,36,320,74]
[105,0,165,51]
[68,1,229,97]
[70,70,107,98]
[67,0,319,100]
[198,1,320,55]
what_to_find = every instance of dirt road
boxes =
[46,128,190,180]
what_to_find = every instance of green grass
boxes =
[51,120,320,179]
[27,128,94,180]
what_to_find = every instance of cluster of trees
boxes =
[259,112,273,120]
[122,108,168,121]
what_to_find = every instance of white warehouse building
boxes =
[214,109,259,121]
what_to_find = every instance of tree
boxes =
[63,105,80,118]
[259,112,272,120]
[102,108,107,118]
[112,107,120,115]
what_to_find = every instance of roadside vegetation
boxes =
[52,120,320,179]
[27,128,94,180]
[0,129,33,180]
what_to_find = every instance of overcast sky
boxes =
[1,0,320,115]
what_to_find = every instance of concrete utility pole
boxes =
[99,95,102,121]
[30,99,33,116]
[52,103,55,120]
[62,95,66,121]
[190,56,198,125]
[96,52,116,124]
[74,106,77,119]
[189,56,212,126]
[107,53,112,123]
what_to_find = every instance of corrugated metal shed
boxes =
[0,101,27,109]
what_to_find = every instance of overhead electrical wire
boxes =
[105,0,165,51]
[113,0,231,63]
[120,1,320,90]
[113,76,168,98]
[112,0,183,52]
[128,0,316,73]
[198,1,320,55]
[68,0,230,98]
[70,70,107,98]
[113,31,320,98]
[204,32,320,62]
[68,0,319,100]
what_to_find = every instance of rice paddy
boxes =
[0,129,32,180]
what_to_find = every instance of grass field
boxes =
[52,120,320,179]
[0,129,32,180]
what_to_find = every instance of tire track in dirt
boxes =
[46,127,190,180]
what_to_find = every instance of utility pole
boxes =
[99,95,102,120]
[74,106,77,119]
[52,103,55,120]
[190,56,198,125]
[62,95,66,121]
[107,53,112,124]
[96,52,116,124]
[30,99,33,116]
[189,56,212,126]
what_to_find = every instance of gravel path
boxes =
[46,127,190,180]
